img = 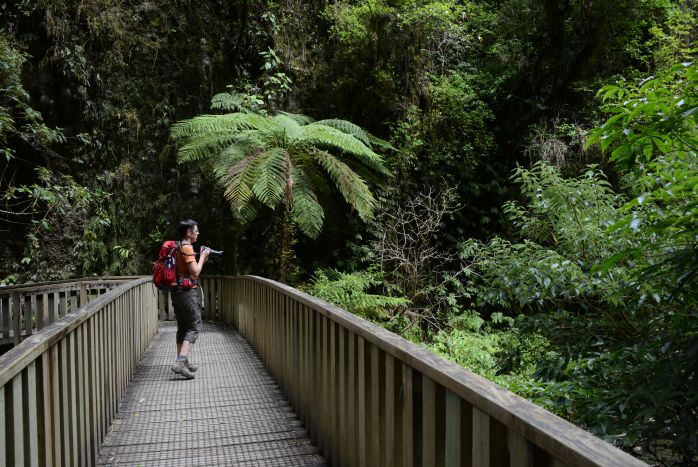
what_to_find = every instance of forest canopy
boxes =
[1,0,696,464]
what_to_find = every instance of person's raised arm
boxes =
[186,247,210,277]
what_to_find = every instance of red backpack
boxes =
[152,240,179,290]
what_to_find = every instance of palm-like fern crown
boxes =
[170,108,390,238]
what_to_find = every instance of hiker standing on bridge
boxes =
[171,219,210,379]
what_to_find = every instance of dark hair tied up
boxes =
[178,219,198,239]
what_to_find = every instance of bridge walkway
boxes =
[97,321,326,466]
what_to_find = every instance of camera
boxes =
[201,246,224,257]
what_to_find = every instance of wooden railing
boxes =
[0,277,137,346]
[0,277,158,466]
[223,276,647,467]
[0,275,648,466]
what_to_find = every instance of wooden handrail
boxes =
[222,275,646,467]
[0,277,144,346]
[0,277,158,466]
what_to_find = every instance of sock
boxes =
[176,355,187,362]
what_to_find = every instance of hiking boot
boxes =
[171,359,195,379]
[186,360,198,372]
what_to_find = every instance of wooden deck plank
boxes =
[98,321,326,466]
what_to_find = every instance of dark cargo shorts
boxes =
[172,287,202,344]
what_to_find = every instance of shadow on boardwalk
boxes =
[98,321,326,466]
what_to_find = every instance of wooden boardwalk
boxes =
[97,321,326,466]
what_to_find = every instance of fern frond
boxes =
[294,152,332,193]
[215,133,265,166]
[302,124,390,175]
[251,148,289,208]
[315,119,371,146]
[272,114,303,141]
[176,132,241,163]
[275,111,315,125]
[221,154,259,211]
[231,202,258,223]
[313,150,377,221]
[291,167,325,238]
[210,92,264,113]
[368,133,396,151]
[170,113,272,140]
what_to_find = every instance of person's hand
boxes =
[200,246,211,261]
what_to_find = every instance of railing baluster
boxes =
[445,389,461,467]
[11,293,20,345]
[338,325,348,467]
[370,344,382,466]
[12,372,24,466]
[28,294,36,338]
[0,379,5,467]
[321,314,330,461]
[473,407,490,467]
[50,344,61,466]
[88,316,98,464]
[37,352,51,467]
[423,376,437,467]
[509,430,533,467]
[38,293,46,330]
[358,336,368,466]
[27,362,38,467]
[69,332,79,466]
[401,363,414,467]
[69,290,77,315]
[0,295,7,341]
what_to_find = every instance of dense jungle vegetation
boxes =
[1,0,696,464]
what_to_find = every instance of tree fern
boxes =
[172,105,388,239]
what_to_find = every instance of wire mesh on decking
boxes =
[97,321,326,466]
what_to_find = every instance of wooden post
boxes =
[28,294,36,337]
[1,295,9,341]
[79,284,87,308]
[11,292,20,345]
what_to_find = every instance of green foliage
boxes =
[2,168,132,281]
[211,88,265,113]
[303,267,409,320]
[259,47,293,106]
[171,104,389,239]
[459,64,698,463]
[590,62,697,307]
[645,5,697,69]
[461,162,629,312]
[589,62,697,168]
[0,33,64,161]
